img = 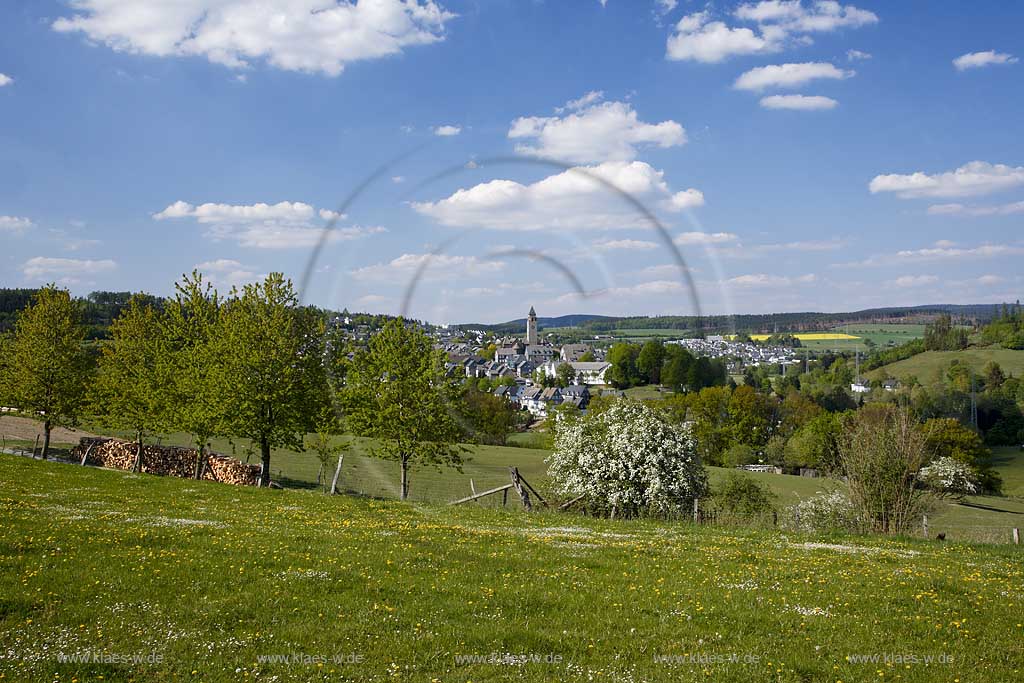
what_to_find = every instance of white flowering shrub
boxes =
[547,399,708,517]
[917,456,979,500]
[785,490,867,534]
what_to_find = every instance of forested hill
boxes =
[0,288,407,339]
[461,304,1012,336]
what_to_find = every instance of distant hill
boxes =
[459,304,1011,335]
[458,313,618,335]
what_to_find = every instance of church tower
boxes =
[526,306,538,345]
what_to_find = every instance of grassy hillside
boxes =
[2,454,1023,683]
[867,348,1024,383]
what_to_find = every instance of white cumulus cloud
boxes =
[433,124,461,136]
[666,11,776,63]
[760,94,837,110]
[509,99,685,164]
[674,231,738,245]
[927,201,1024,216]
[869,161,1024,199]
[890,274,938,288]
[668,2,877,63]
[735,62,853,91]
[413,161,703,231]
[350,253,504,282]
[52,0,455,77]
[194,259,266,288]
[0,73,13,87]
[22,256,117,283]
[592,239,659,252]
[953,50,1018,71]
[0,215,33,233]
[153,200,383,248]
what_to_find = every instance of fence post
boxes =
[1014,528,1020,545]
[922,515,928,538]
[692,497,699,524]
[32,435,39,458]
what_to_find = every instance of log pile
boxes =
[71,437,261,486]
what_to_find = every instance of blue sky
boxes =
[1,0,1021,324]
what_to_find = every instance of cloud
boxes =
[759,94,837,110]
[413,160,703,231]
[153,200,384,248]
[674,231,738,245]
[734,62,853,91]
[555,279,687,304]
[0,73,12,87]
[724,272,817,287]
[667,2,877,63]
[666,12,777,63]
[927,201,1024,216]
[433,124,461,136]
[846,49,871,61]
[869,161,1024,199]
[194,258,265,288]
[834,241,1024,267]
[350,253,505,282]
[664,188,705,210]
[655,0,678,15]
[51,0,455,77]
[556,90,604,113]
[592,239,659,252]
[22,256,117,283]
[976,275,1004,286]
[889,274,939,288]
[508,99,685,164]
[733,1,878,32]
[953,50,1018,71]
[0,215,33,234]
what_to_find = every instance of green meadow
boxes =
[2,454,1023,683]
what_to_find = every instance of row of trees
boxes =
[604,340,726,391]
[641,381,1002,494]
[0,277,478,497]
[1,274,330,484]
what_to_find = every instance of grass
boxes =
[991,446,1024,498]
[866,348,1024,383]
[2,454,1023,682]
[29,415,1024,544]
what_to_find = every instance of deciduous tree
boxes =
[344,318,464,500]
[217,273,328,487]
[2,286,89,459]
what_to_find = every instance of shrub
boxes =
[712,472,776,520]
[785,490,866,534]
[547,398,707,518]
[917,456,979,500]
[839,406,931,534]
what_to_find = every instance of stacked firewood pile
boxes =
[71,437,261,486]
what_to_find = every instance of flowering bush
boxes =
[917,456,979,499]
[547,399,708,517]
[785,490,867,534]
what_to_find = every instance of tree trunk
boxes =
[193,444,205,480]
[400,455,409,501]
[259,436,271,487]
[41,420,51,460]
[133,431,144,473]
